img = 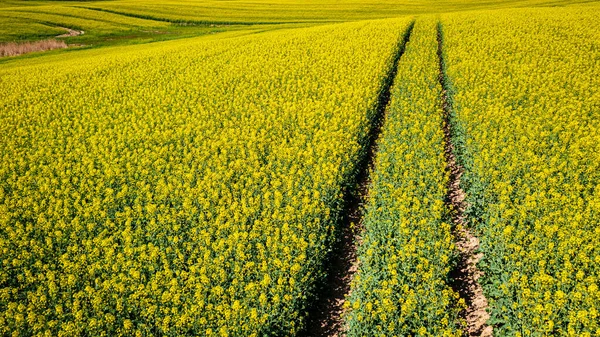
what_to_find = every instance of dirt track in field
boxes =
[57,27,85,38]
[300,21,415,337]
[437,22,493,337]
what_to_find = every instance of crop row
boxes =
[346,18,462,337]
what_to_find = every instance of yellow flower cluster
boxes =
[67,0,592,26]
[442,7,600,335]
[1,0,592,45]
[346,18,462,337]
[0,18,412,336]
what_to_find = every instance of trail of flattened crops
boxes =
[437,22,492,337]
[301,20,414,337]
[345,18,463,336]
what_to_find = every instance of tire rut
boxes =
[436,21,493,337]
[300,21,415,337]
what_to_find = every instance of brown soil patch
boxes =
[437,23,493,337]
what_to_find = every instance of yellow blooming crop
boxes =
[2,0,599,334]
[0,18,412,336]
[442,6,600,335]
[2,0,590,44]
[346,18,462,337]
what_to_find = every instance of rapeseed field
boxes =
[1,0,599,336]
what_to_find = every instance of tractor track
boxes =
[437,21,493,337]
[300,21,415,337]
